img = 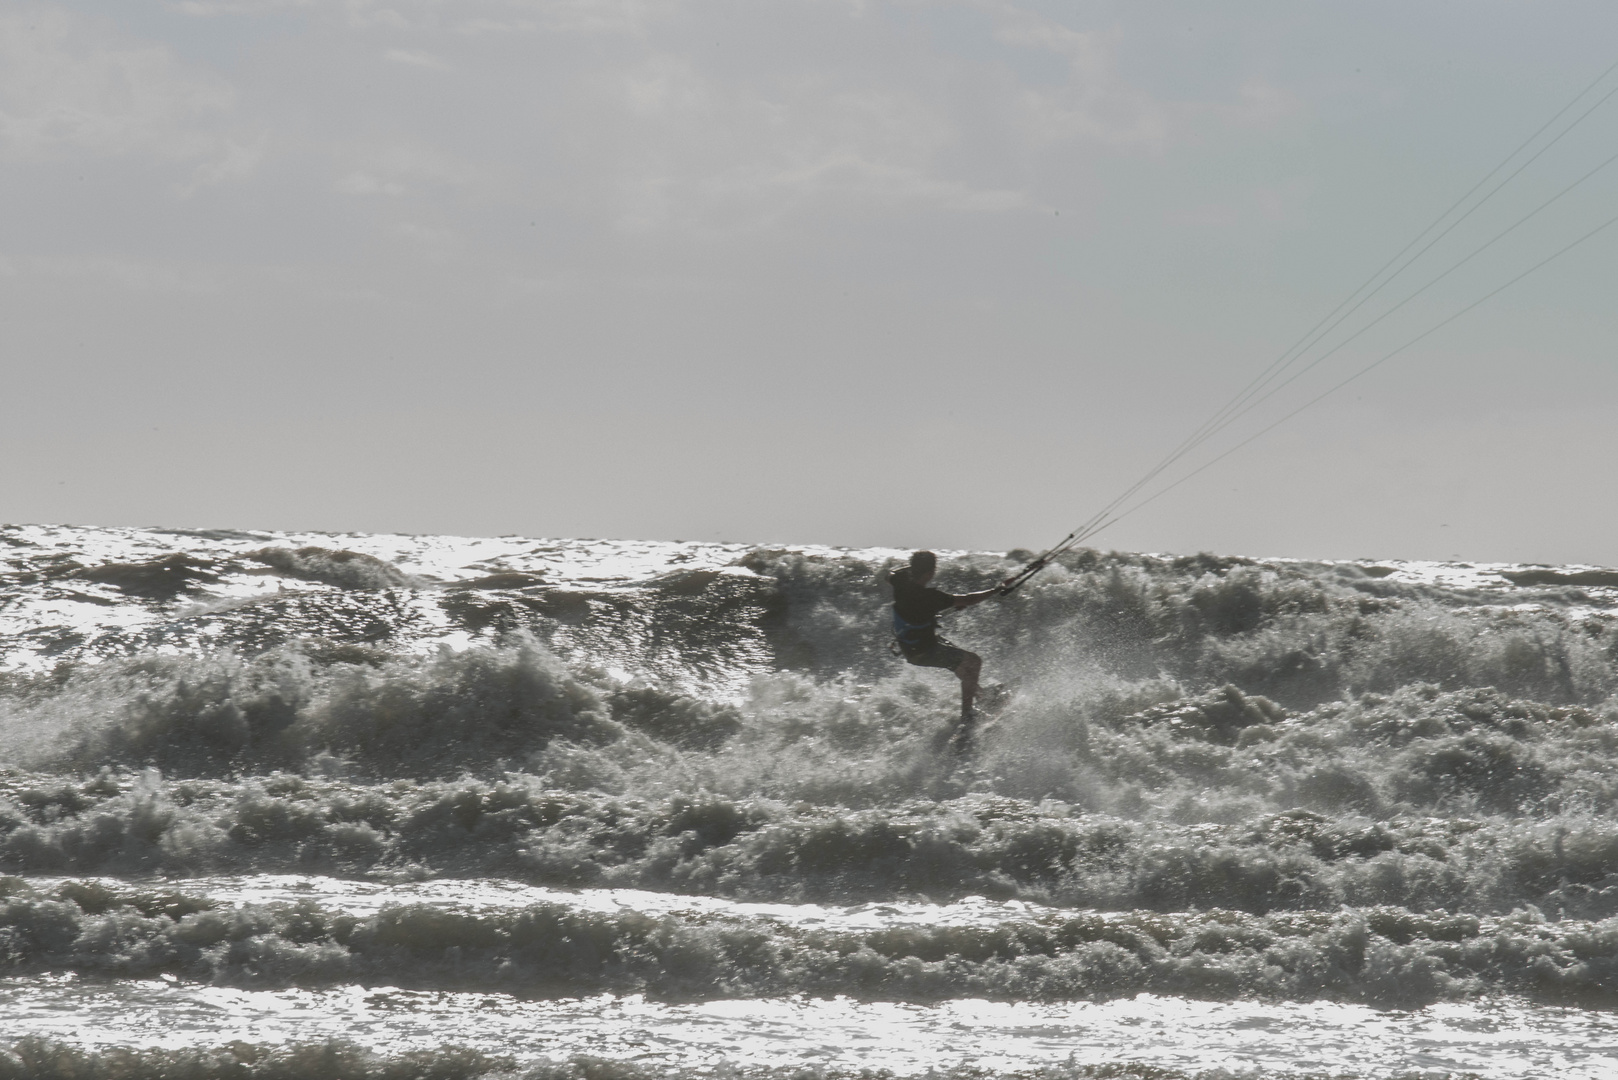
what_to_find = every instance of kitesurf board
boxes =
[977,683,1013,716]
[934,683,1014,755]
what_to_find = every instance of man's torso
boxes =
[888,568,955,645]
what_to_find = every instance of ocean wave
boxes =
[0,642,668,776]
[2,633,1614,822]
[0,1035,1503,1080]
[6,527,1618,1053]
[246,547,416,592]
[2,876,1615,1007]
[5,527,1616,710]
[4,771,1618,919]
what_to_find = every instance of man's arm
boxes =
[951,588,1000,610]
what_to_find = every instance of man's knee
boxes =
[957,652,982,678]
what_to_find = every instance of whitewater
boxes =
[2,523,1617,1079]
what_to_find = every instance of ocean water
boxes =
[1,524,1617,1079]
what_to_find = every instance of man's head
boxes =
[909,550,936,583]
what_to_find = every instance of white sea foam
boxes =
[3,978,1614,1078]
[17,873,1078,929]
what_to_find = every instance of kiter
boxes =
[886,550,1007,751]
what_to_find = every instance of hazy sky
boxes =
[5,1,1617,564]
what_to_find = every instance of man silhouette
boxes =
[886,550,1003,748]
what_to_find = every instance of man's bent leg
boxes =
[946,652,983,754]
[955,652,982,719]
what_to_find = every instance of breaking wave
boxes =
[0,1037,1467,1080]
[2,525,1618,1071]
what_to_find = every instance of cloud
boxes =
[2,0,1306,253]
[1207,77,1304,130]
[560,2,1303,233]
[464,0,653,35]
[596,39,1038,232]
[998,24,1174,148]
[169,0,654,35]
[183,134,269,193]
[336,171,407,196]
[170,1,316,14]
[713,151,1027,214]
[335,140,488,197]
[0,7,236,162]
[9,252,226,293]
[987,6,1303,153]
[392,220,459,246]
[384,48,450,71]
[171,0,406,29]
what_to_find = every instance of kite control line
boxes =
[996,515,1119,596]
[994,53,1618,601]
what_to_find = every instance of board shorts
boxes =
[898,636,970,672]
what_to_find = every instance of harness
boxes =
[885,569,959,657]
[891,609,936,647]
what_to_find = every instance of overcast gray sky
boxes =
[4,0,1617,564]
